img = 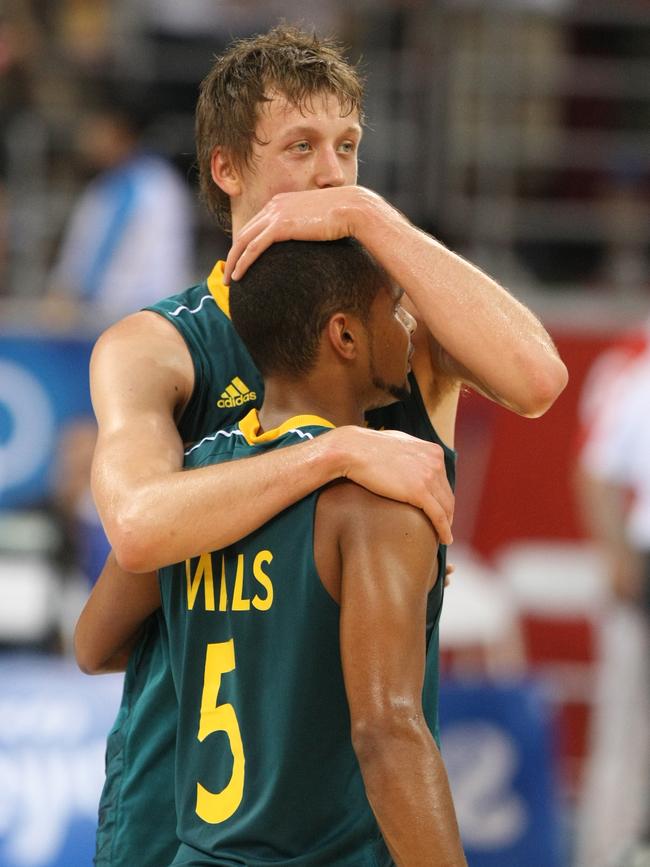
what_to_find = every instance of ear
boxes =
[211,147,242,198]
[326,313,362,361]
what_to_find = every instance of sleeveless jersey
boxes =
[160,408,442,866]
[95,261,456,867]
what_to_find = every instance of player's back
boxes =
[96,265,454,865]
[160,410,394,866]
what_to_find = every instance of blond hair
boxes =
[195,25,364,232]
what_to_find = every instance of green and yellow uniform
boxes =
[161,408,442,866]
[94,263,455,866]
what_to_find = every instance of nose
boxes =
[314,146,346,188]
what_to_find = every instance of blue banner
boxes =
[0,335,94,508]
[0,655,122,867]
[440,680,564,867]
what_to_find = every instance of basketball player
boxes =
[89,237,467,865]
[76,26,567,867]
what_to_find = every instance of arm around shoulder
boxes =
[91,304,451,569]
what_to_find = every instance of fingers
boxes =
[408,446,454,544]
[347,428,455,543]
[226,212,299,283]
[444,562,455,588]
[224,198,277,282]
[224,223,269,284]
[420,447,455,533]
[419,492,453,546]
[228,233,275,283]
[225,192,302,283]
[225,186,356,282]
[223,242,243,285]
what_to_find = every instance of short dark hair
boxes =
[196,25,364,232]
[230,239,388,378]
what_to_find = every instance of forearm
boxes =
[94,430,347,572]
[355,721,466,867]
[75,632,141,675]
[574,465,644,600]
[354,196,567,415]
[74,553,160,673]
[574,466,630,555]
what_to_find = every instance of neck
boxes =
[258,372,365,431]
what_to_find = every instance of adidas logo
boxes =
[217,376,257,408]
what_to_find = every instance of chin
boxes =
[368,381,411,410]
[391,374,411,400]
[391,384,411,403]
[368,395,399,411]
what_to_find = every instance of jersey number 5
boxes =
[196,639,245,823]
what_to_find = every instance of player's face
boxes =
[233,90,362,228]
[366,285,416,407]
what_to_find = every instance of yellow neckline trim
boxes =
[238,408,335,444]
[207,261,230,318]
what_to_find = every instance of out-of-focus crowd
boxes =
[0,2,649,866]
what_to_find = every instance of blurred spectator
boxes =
[574,323,650,867]
[44,100,195,328]
[56,0,113,69]
[137,0,341,40]
[0,3,42,297]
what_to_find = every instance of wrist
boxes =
[312,425,362,482]
[352,190,412,261]
[344,187,387,243]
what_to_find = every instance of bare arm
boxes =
[573,355,647,603]
[574,465,643,602]
[74,553,161,674]
[91,311,454,572]
[316,484,466,866]
[225,186,568,417]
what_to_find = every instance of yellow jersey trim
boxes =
[238,409,335,445]
[207,261,230,319]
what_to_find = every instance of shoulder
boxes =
[90,310,194,407]
[316,481,438,603]
[92,309,190,360]
[319,480,438,549]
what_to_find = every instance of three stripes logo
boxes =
[217,376,257,408]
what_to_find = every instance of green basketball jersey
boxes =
[160,408,443,866]
[95,613,176,867]
[96,261,456,867]
[95,264,263,867]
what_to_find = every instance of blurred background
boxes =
[0,1,649,865]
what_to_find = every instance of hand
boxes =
[444,561,455,588]
[331,426,454,545]
[609,548,644,603]
[224,186,386,284]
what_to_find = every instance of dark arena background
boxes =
[1,2,649,865]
